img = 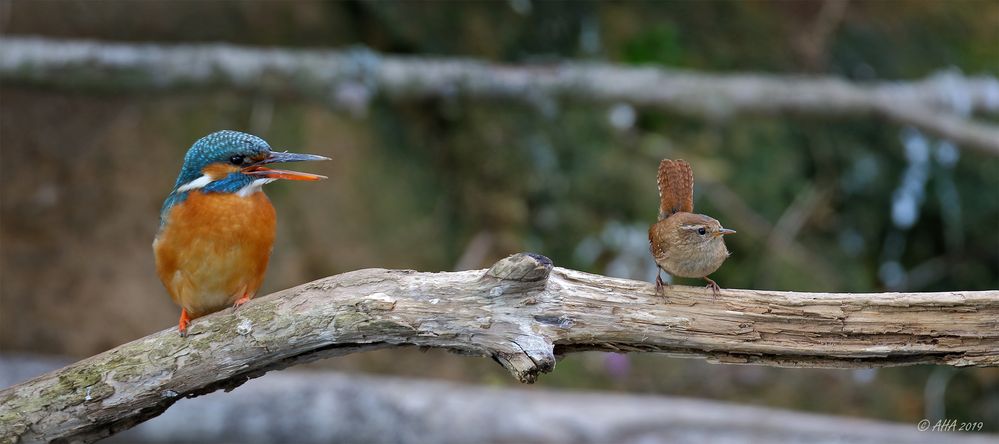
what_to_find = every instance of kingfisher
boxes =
[153,130,328,336]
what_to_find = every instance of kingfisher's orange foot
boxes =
[704,277,720,296]
[178,309,191,337]
[232,294,251,310]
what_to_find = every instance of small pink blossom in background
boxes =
[604,353,631,380]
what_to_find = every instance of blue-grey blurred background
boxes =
[1,0,996,438]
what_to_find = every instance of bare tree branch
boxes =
[1,253,996,443]
[2,36,998,155]
[7,355,993,444]
[114,370,995,444]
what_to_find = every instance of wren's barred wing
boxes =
[657,159,694,220]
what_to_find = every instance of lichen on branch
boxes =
[1,253,997,443]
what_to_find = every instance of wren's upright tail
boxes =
[657,159,694,220]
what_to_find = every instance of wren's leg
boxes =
[704,276,720,296]
[178,308,191,337]
[655,267,672,300]
[655,268,669,294]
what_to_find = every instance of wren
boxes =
[648,159,735,295]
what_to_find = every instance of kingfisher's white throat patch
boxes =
[237,178,276,197]
[177,175,213,192]
[176,174,275,197]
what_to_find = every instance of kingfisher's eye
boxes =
[697,227,707,235]
[229,155,246,165]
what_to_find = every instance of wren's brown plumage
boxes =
[648,159,735,295]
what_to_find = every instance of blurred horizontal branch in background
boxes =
[4,355,990,444]
[2,36,998,156]
[2,253,997,443]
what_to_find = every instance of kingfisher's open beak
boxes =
[243,151,330,181]
[715,228,737,237]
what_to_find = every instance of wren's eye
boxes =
[697,227,707,236]
[229,155,246,165]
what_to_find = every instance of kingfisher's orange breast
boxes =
[153,191,276,318]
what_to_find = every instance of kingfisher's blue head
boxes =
[160,130,328,225]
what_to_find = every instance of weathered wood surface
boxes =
[1,253,997,443]
[2,36,998,156]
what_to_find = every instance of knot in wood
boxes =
[485,253,553,283]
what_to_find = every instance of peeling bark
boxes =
[1,253,997,443]
[2,36,998,156]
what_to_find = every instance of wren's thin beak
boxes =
[243,150,330,181]
[717,228,737,236]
